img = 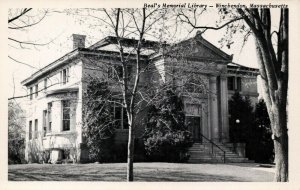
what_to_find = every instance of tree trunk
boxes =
[127,125,135,181]
[251,8,288,181]
[271,105,288,182]
[274,129,288,181]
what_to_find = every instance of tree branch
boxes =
[8,8,32,23]
[8,82,60,100]
[178,11,244,30]
[8,55,38,69]
[8,37,50,46]
[8,10,48,30]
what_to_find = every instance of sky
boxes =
[8,8,280,102]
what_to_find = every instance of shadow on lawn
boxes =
[135,171,242,182]
[9,171,125,181]
[8,170,242,182]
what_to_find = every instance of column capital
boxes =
[220,75,227,80]
[209,75,217,83]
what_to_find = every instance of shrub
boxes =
[41,150,51,163]
[8,101,26,164]
[144,90,193,162]
[229,92,274,163]
[250,99,274,163]
[229,92,255,143]
[144,130,192,162]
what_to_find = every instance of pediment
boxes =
[166,36,232,62]
[190,41,225,60]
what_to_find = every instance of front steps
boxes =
[188,142,253,163]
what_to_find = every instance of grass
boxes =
[8,162,274,182]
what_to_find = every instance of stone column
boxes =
[209,75,219,142]
[220,75,229,142]
[201,102,208,139]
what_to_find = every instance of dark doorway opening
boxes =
[186,116,202,142]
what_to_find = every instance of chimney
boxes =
[72,34,86,49]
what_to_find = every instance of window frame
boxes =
[43,110,47,137]
[35,84,38,97]
[112,99,128,130]
[108,65,132,81]
[61,68,70,85]
[227,76,242,92]
[48,102,52,132]
[62,100,71,131]
[227,76,235,91]
[34,119,38,139]
[29,121,32,140]
[236,77,242,91]
[44,78,47,91]
[29,87,33,100]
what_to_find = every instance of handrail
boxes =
[198,133,226,163]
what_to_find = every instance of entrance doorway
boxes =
[186,116,202,142]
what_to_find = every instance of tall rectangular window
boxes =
[48,102,52,132]
[61,68,69,85]
[67,68,69,82]
[62,100,71,131]
[60,71,62,85]
[35,84,38,97]
[63,69,67,84]
[126,65,132,80]
[29,121,32,140]
[115,65,123,79]
[227,76,235,91]
[29,87,33,100]
[44,78,47,91]
[236,77,242,91]
[34,119,38,139]
[227,76,242,92]
[112,100,128,129]
[108,65,124,80]
[43,110,47,137]
[114,105,122,128]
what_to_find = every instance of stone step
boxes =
[190,156,242,160]
[189,154,238,158]
[189,151,239,156]
[189,153,238,157]
[189,159,221,163]
[190,154,242,158]
[188,142,251,163]
[188,158,253,163]
[189,150,238,156]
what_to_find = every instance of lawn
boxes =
[8,162,274,182]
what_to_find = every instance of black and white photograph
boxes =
[3,0,299,186]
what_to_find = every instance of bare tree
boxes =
[177,8,289,182]
[74,8,166,181]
